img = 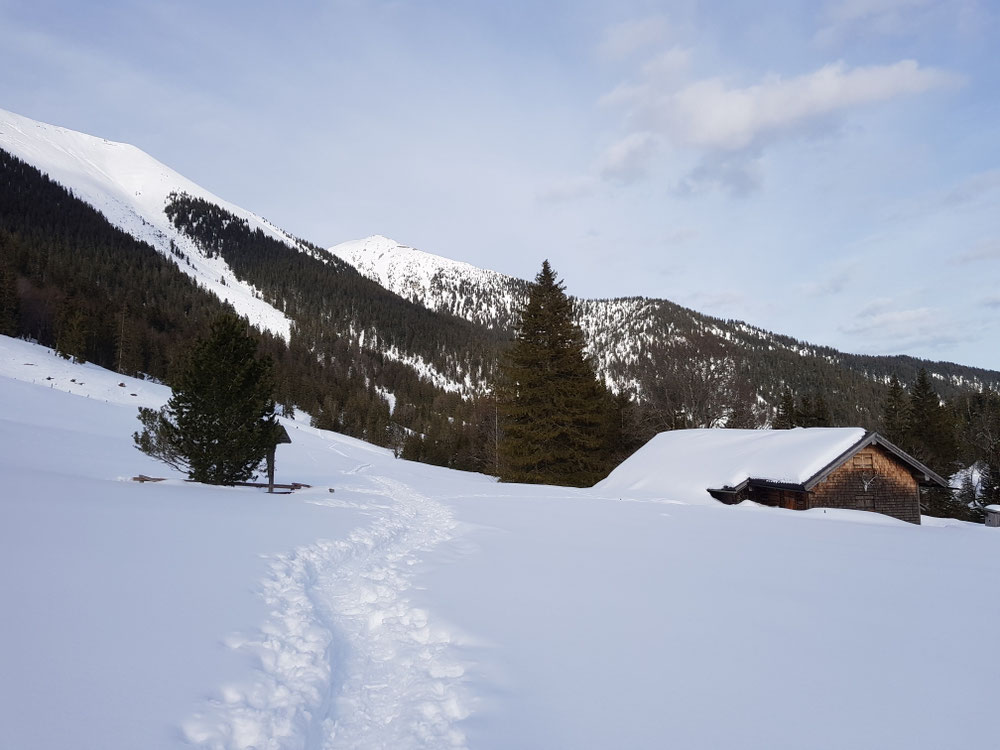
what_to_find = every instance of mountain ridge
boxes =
[326,232,1000,401]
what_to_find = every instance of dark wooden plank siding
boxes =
[808,445,921,524]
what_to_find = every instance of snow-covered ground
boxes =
[1,334,998,749]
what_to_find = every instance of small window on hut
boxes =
[852,453,874,470]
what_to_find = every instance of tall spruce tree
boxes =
[497,261,610,486]
[881,375,910,445]
[907,369,957,472]
[906,368,964,518]
[134,313,277,484]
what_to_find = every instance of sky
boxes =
[1,0,998,370]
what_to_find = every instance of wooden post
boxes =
[267,424,291,494]
[266,446,276,493]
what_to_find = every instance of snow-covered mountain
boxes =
[329,235,527,331]
[327,235,1000,403]
[0,107,299,339]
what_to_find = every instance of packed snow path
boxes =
[183,475,469,750]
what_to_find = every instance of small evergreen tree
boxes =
[497,261,610,486]
[134,313,276,484]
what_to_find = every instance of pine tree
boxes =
[907,368,957,472]
[774,388,796,429]
[0,245,18,337]
[906,369,965,518]
[956,470,978,508]
[114,307,144,376]
[134,313,276,484]
[981,462,999,505]
[956,387,1000,506]
[881,375,910,445]
[797,392,831,427]
[497,261,610,486]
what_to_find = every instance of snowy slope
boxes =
[0,108,296,339]
[3,333,999,750]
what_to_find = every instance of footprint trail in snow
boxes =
[183,476,470,750]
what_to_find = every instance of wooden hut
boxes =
[598,428,948,525]
[986,505,1000,528]
[706,432,947,525]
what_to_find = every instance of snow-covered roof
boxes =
[985,505,1000,513]
[596,428,867,502]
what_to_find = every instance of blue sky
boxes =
[2,0,998,370]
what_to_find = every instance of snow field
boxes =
[2,334,999,750]
[183,477,470,750]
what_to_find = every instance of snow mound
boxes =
[597,427,867,501]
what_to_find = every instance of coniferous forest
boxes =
[2,146,999,517]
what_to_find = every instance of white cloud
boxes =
[599,56,960,195]
[682,290,753,315]
[815,0,992,43]
[598,132,659,183]
[797,262,860,297]
[955,239,1000,264]
[640,47,691,83]
[840,302,971,350]
[940,168,1000,208]
[820,0,934,37]
[536,176,599,203]
[643,60,960,151]
[674,152,763,197]
[598,16,670,60]
[662,227,699,246]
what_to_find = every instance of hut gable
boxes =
[807,443,924,525]
[597,428,948,525]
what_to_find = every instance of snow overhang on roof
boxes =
[596,427,950,501]
[985,505,1000,513]
[597,428,866,499]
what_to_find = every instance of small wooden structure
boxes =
[266,423,292,493]
[986,505,1000,528]
[705,432,946,525]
